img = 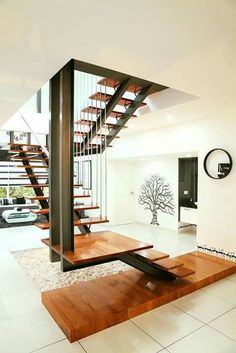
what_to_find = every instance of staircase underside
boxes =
[42,251,236,342]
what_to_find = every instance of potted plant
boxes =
[15,188,26,204]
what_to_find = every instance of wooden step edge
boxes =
[154,258,184,270]
[9,150,45,154]
[37,217,109,230]
[74,205,99,211]
[23,184,49,188]
[16,165,48,168]
[32,205,99,215]
[23,184,83,188]
[9,143,49,148]
[25,196,49,201]
[19,175,48,178]
[32,209,49,215]
[26,194,90,200]
[167,266,195,278]
[133,249,169,262]
[10,157,48,161]
[97,78,142,94]
[89,92,147,107]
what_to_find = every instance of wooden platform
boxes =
[37,217,109,230]
[42,231,152,264]
[42,251,236,342]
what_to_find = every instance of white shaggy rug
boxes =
[12,247,131,292]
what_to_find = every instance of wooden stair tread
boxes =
[154,258,184,270]
[32,205,99,215]
[9,143,48,148]
[37,217,108,230]
[74,131,120,139]
[41,251,236,342]
[97,78,142,93]
[80,106,137,118]
[89,92,146,107]
[19,175,48,178]
[23,184,82,188]
[133,249,169,261]
[167,266,195,278]
[16,165,48,168]
[10,156,48,161]
[26,194,90,201]
[25,196,49,201]
[24,184,48,188]
[77,119,128,129]
[9,150,45,154]
[42,231,152,265]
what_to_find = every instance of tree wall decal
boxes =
[138,174,175,225]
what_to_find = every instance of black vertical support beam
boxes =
[59,60,74,271]
[49,72,61,262]
[37,89,42,113]
[9,131,14,144]
[26,132,31,145]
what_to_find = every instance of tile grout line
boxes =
[29,338,67,352]
[164,325,207,350]
[206,323,236,343]
[207,305,236,324]
[129,320,165,350]
[169,302,207,325]
[77,340,89,353]
[170,300,236,325]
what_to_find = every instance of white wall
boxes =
[134,157,178,230]
[108,116,236,258]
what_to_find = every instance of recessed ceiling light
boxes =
[166,114,173,121]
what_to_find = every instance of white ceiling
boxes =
[0,0,236,131]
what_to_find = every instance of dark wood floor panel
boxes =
[42,251,236,342]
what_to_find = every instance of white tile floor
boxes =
[0,223,235,353]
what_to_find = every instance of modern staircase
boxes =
[8,142,108,231]
[5,59,210,342]
[7,68,195,282]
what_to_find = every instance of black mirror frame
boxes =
[203,148,233,179]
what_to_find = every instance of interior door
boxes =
[113,163,134,224]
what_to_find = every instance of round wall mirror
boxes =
[204,149,232,179]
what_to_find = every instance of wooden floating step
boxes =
[24,184,49,188]
[16,165,48,169]
[10,156,48,161]
[81,106,137,118]
[86,144,112,150]
[98,78,142,94]
[9,150,45,155]
[76,119,128,130]
[23,184,82,188]
[19,174,48,178]
[42,231,152,265]
[41,251,236,342]
[37,217,109,230]
[154,258,184,270]
[26,194,90,201]
[74,131,120,139]
[133,249,169,261]
[9,143,48,148]
[89,92,146,107]
[167,266,195,278]
[32,205,99,215]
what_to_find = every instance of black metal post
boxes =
[9,131,14,144]
[59,60,75,271]
[36,89,42,113]
[26,132,31,145]
[49,71,61,262]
